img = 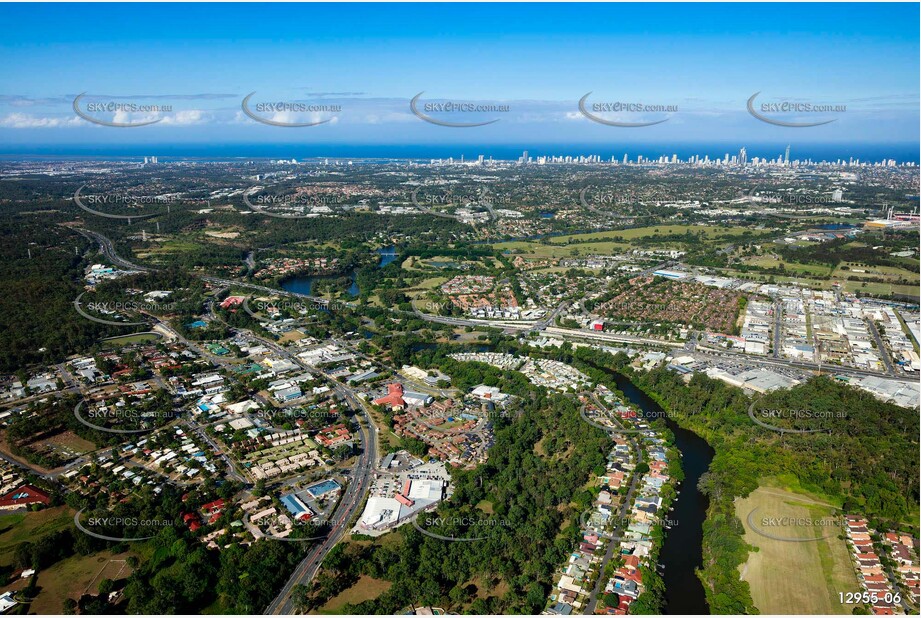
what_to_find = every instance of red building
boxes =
[0,485,51,510]
[374,383,405,408]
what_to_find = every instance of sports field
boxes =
[735,484,860,614]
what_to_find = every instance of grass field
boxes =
[492,239,630,260]
[736,483,859,615]
[316,575,392,613]
[832,263,920,285]
[547,224,757,244]
[491,225,757,260]
[38,430,96,456]
[278,329,308,344]
[134,238,200,259]
[29,550,135,614]
[0,506,75,567]
[742,255,835,277]
[102,332,161,346]
[405,275,450,310]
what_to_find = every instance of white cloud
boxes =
[159,110,210,125]
[0,113,83,128]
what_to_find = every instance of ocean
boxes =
[1,142,918,164]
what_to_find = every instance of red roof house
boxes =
[0,485,51,509]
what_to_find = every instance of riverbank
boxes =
[597,368,714,615]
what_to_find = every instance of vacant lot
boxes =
[736,483,859,615]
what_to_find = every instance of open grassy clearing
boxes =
[742,255,835,277]
[547,224,757,244]
[29,550,135,614]
[492,240,631,260]
[735,481,859,615]
[102,332,161,346]
[832,262,919,284]
[316,575,392,613]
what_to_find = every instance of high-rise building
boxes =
[784,145,790,164]
[738,147,747,165]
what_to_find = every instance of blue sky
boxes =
[0,3,918,153]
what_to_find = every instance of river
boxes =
[605,370,714,615]
[281,246,396,297]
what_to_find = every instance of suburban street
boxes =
[582,394,644,615]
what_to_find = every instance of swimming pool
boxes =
[306,479,342,498]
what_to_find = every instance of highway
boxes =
[264,388,377,615]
